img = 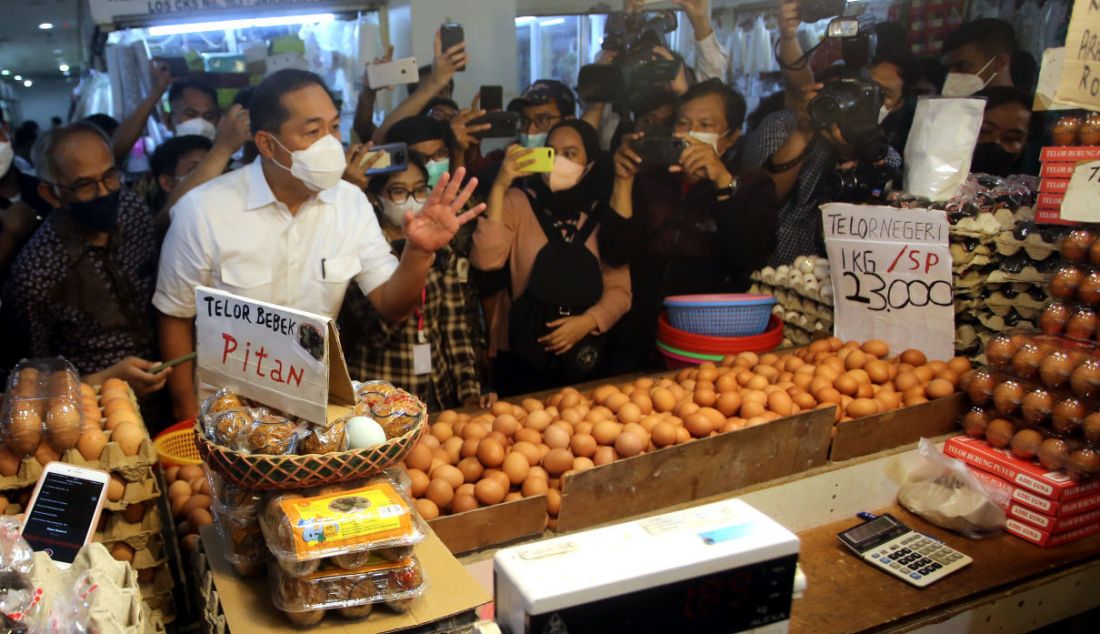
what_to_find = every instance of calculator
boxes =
[837,513,972,588]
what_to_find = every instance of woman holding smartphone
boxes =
[337,156,482,411]
[471,119,633,397]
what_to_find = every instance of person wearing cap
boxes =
[508,79,578,149]
[423,98,461,123]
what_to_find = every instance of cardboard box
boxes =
[829,394,965,462]
[1040,178,1071,194]
[556,407,834,532]
[1040,146,1100,162]
[200,523,490,632]
[1005,517,1100,547]
[29,543,148,634]
[97,504,164,550]
[1041,162,1077,178]
[105,471,163,511]
[944,435,1100,502]
[1037,192,1066,209]
[427,494,547,555]
[967,465,1100,517]
[1007,503,1100,533]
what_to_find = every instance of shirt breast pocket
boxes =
[220,262,272,293]
[318,256,362,284]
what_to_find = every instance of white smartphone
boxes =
[21,462,110,569]
[367,57,419,89]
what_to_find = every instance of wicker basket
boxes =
[194,410,425,490]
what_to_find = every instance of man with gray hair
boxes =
[0,122,170,403]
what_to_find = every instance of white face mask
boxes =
[941,58,996,98]
[878,105,892,124]
[688,130,727,154]
[546,156,588,192]
[0,142,12,177]
[270,134,347,192]
[380,196,424,228]
[519,132,548,149]
[176,117,217,141]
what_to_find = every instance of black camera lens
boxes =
[394,151,406,163]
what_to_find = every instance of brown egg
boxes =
[985,419,1016,448]
[1051,264,1085,299]
[965,370,996,405]
[415,498,440,520]
[455,457,483,484]
[846,399,878,418]
[511,441,542,467]
[105,409,140,432]
[189,507,214,528]
[1066,308,1099,341]
[1071,360,1100,398]
[767,391,794,417]
[542,448,575,476]
[521,411,549,433]
[408,469,430,498]
[986,335,1020,369]
[0,445,20,477]
[502,452,530,485]
[614,431,644,458]
[1037,438,1070,471]
[456,483,476,498]
[405,443,432,472]
[110,421,144,457]
[1021,389,1054,424]
[683,412,713,438]
[181,494,210,516]
[961,408,991,438]
[476,438,505,468]
[426,478,454,510]
[43,402,83,452]
[1062,229,1095,261]
[1040,303,1069,335]
[569,432,597,458]
[448,493,477,514]
[592,446,618,466]
[475,478,507,505]
[592,421,621,446]
[34,442,59,467]
[1067,448,1100,478]
[925,379,954,400]
[431,464,464,490]
[1080,272,1100,305]
[1052,399,1086,435]
[75,427,107,462]
[6,404,43,457]
[860,340,889,359]
[542,425,571,450]
[899,349,927,366]
[993,380,1025,415]
[1083,413,1100,444]
[123,502,146,524]
[649,422,677,447]
[523,475,549,498]
[1010,429,1044,460]
[110,543,134,562]
[107,475,125,502]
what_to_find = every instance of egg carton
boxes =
[977,310,1036,333]
[752,255,834,305]
[987,304,1043,321]
[63,433,159,482]
[118,532,169,572]
[104,469,163,512]
[30,543,149,634]
[138,562,176,605]
[950,240,995,267]
[96,504,164,551]
[950,209,1013,239]
[764,287,833,321]
[994,225,1063,261]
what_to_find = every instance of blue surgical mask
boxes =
[425,158,450,187]
[519,132,548,148]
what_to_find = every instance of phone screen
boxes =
[22,472,105,563]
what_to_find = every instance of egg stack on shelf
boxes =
[0,358,173,627]
[196,382,430,627]
[749,255,834,347]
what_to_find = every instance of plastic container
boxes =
[353,382,423,438]
[270,555,426,624]
[663,294,776,337]
[259,476,425,569]
[657,312,784,355]
[2,357,85,457]
[210,501,266,576]
[154,420,203,467]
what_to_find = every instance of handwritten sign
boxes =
[1035,49,1080,111]
[1061,160,1100,222]
[821,204,955,361]
[1054,0,1100,110]
[195,287,354,425]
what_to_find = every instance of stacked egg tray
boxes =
[749,255,834,347]
[0,360,175,624]
[961,331,1100,480]
[198,385,431,628]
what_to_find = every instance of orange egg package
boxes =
[1,357,85,458]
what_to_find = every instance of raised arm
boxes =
[373,32,467,143]
[112,61,172,165]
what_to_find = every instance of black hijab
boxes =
[525,119,609,221]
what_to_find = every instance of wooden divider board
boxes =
[428,495,548,555]
[555,407,835,532]
[829,394,966,462]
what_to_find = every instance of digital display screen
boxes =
[22,472,104,563]
[845,517,895,545]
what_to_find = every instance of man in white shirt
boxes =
[155,69,484,421]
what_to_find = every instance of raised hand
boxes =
[150,60,173,95]
[214,104,251,151]
[451,97,490,151]
[673,133,733,186]
[342,142,378,190]
[431,30,468,84]
[404,167,486,253]
[494,145,537,190]
[614,132,644,181]
[363,44,396,92]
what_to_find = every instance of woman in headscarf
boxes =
[471,119,632,397]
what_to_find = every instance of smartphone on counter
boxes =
[519,147,555,173]
[440,23,466,70]
[366,57,419,88]
[469,111,519,139]
[480,85,503,111]
[360,142,409,176]
[21,462,110,569]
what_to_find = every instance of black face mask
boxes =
[971,142,1019,177]
[66,189,121,232]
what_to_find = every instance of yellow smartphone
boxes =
[520,147,555,173]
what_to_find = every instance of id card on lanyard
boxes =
[413,288,432,375]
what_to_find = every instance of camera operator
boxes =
[602,80,778,374]
[942,18,1018,96]
[743,67,902,266]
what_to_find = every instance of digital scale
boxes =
[837,513,972,588]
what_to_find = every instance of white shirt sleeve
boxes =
[693,31,730,82]
[352,195,400,298]
[153,193,213,318]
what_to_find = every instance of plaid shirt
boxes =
[338,242,480,411]
[743,110,901,266]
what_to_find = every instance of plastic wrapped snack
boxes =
[300,420,349,455]
[211,503,267,577]
[353,381,424,438]
[2,357,84,457]
[269,555,426,621]
[206,466,267,515]
[245,413,300,455]
[259,475,425,571]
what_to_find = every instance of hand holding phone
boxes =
[366,57,419,89]
[21,463,110,568]
[359,142,409,176]
[519,148,555,173]
[479,85,503,111]
[469,111,519,139]
[440,23,466,71]
[633,136,687,168]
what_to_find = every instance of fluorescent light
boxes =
[13,75,22,81]
[515,16,536,26]
[38,22,53,30]
[0,70,8,76]
[23,80,32,87]
[58,63,69,72]
[148,12,335,36]
[539,18,566,27]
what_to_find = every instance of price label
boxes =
[821,204,955,361]
[1061,160,1100,222]
[1054,0,1100,110]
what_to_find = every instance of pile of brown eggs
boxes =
[403,338,969,524]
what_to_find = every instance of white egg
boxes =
[797,256,816,274]
[346,416,387,449]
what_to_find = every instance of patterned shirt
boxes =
[742,110,902,266]
[338,242,480,412]
[0,190,159,377]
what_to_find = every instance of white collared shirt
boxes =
[154,159,399,319]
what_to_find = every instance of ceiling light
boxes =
[539,18,566,27]
[0,70,8,76]
[59,64,69,72]
[147,12,334,36]
[23,80,32,87]
[515,17,536,26]
[14,75,22,81]
[38,22,53,30]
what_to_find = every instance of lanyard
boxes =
[414,288,427,343]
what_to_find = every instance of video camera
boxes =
[576,10,680,105]
[809,74,889,163]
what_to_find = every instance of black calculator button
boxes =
[931,563,942,570]
[908,563,922,570]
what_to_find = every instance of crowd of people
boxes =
[0,0,1060,431]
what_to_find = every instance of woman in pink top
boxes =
[471,120,633,397]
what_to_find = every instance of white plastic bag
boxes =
[891,438,1009,538]
[903,97,985,201]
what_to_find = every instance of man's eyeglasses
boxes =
[51,167,122,201]
[519,114,561,131]
[386,185,431,204]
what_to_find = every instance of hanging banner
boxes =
[88,0,361,28]
[194,287,354,426]
[821,204,955,361]
[1054,0,1100,110]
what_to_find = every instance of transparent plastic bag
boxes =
[891,438,1009,538]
